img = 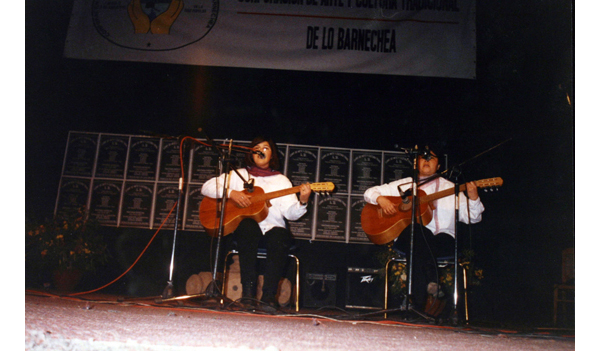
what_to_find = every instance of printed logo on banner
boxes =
[91,0,219,51]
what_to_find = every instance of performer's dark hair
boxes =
[245,136,280,170]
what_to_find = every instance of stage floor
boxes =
[25,290,574,351]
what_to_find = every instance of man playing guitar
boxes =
[363,144,485,316]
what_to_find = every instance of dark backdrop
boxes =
[25,0,574,327]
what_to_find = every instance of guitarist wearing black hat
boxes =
[363,145,486,316]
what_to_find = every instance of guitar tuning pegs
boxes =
[484,187,500,192]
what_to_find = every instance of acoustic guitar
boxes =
[199,182,335,237]
[360,177,503,245]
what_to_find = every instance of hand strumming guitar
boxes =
[376,196,398,216]
[230,190,252,208]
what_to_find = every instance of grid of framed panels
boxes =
[55,131,415,244]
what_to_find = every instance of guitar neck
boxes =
[418,177,504,203]
[419,184,468,204]
[250,185,302,204]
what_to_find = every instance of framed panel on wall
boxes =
[55,177,91,219]
[62,132,98,177]
[182,184,206,232]
[119,181,154,229]
[95,134,129,179]
[285,145,318,186]
[158,139,182,182]
[383,151,413,184]
[315,195,348,242]
[318,148,350,195]
[189,142,221,184]
[89,180,122,226]
[153,183,180,230]
[126,137,160,181]
[348,196,370,244]
[351,150,382,196]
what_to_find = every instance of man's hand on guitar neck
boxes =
[376,196,398,216]
[466,181,479,200]
[298,183,312,205]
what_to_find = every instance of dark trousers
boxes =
[229,218,293,298]
[394,223,454,309]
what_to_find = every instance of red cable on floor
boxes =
[66,201,178,297]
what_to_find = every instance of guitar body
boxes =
[199,187,270,237]
[361,189,433,245]
[199,182,335,237]
[360,177,503,245]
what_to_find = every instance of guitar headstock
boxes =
[475,177,504,192]
[310,182,336,195]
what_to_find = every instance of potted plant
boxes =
[26,206,109,291]
[376,243,483,298]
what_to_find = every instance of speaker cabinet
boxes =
[303,273,337,308]
[346,267,385,310]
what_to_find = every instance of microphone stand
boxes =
[135,130,188,301]
[436,139,510,324]
[452,179,460,325]
[203,137,256,300]
[400,146,435,322]
[446,165,461,325]
[204,139,231,297]
[158,133,253,307]
[156,136,206,303]
[161,176,184,299]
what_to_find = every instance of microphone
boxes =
[244,178,255,193]
[252,150,266,159]
[197,128,214,144]
[397,185,411,204]
[421,145,433,161]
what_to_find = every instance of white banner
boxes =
[64,0,476,79]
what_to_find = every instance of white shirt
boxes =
[363,176,484,238]
[201,168,307,234]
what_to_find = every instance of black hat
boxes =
[423,140,447,157]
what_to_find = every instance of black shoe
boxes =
[240,282,257,308]
[258,294,278,313]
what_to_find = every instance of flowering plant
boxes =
[377,243,483,297]
[376,244,408,296]
[26,207,109,273]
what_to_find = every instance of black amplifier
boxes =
[303,273,337,308]
[345,267,385,310]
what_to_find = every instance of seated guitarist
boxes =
[363,144,484,315]
[201,136,312,311]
